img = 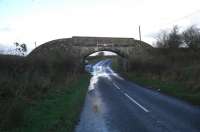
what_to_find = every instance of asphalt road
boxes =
[75,59,200,132]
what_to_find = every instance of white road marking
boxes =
[113,83,121,90]
[124,93,150,113]
[92,60,149,112]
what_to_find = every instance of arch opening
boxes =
[82,48,127,61]
[83,50,128,72]
[84,50,124,63]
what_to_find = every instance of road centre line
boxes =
[113,82,149,112]
[124,93,150,113]
[113,83,121,90]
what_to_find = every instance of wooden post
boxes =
[139,25,141,41]
[35,41,37,48]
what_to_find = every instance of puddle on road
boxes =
[76,60,122,132]
[88,60,123,92]
[88,73,111,91]
[87,60,125,116]
[88,75,99,91]
[88,70,110,92]
[76,76,108,132]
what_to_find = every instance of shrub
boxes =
[0,52,81,130]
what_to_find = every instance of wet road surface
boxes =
[75,59,200,132]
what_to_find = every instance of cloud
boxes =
[0,43,9,51]
[0,0,200,51]
[0,27,12,32]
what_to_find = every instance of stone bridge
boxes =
[29,36,152,60]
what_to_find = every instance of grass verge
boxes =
[125,72,200,105]
[7,74,90,132]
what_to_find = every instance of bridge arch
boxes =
[28,36,152,70]
[82,48,128,61]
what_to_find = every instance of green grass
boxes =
[0,53,90,131]
[125,72,200,105]
[110,58,121,71]
[7,74,90,132]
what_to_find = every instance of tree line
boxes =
[155,25,200,48]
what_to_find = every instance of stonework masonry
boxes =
[29,36,152,60]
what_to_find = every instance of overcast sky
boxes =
[0,0,200,52]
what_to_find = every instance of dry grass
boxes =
[0,52,84,131]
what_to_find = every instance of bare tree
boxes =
[156,26,182,48]
[167,25,182,48]
[182,25,200,48]
[155,30,169,48]
[20,44,27,53]
[14,42,27,56]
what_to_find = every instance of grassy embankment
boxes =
[0,54,90,132]
[125,48,200,105]
[13,74,89,132]
[125,72,200,105]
